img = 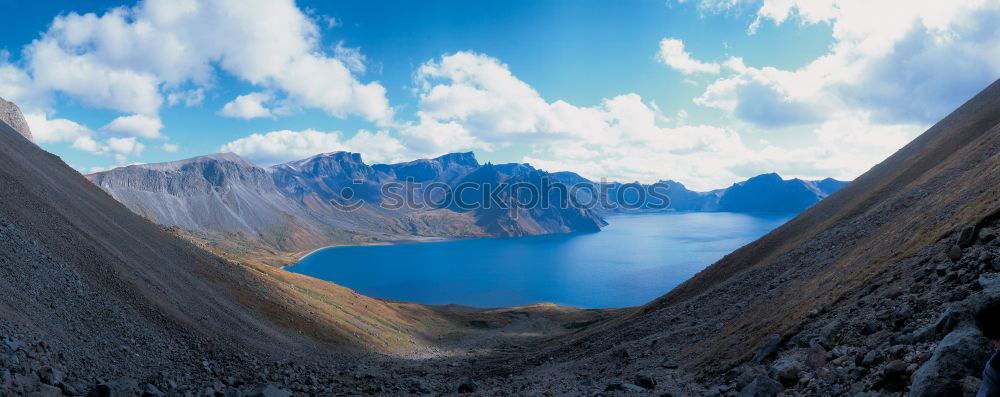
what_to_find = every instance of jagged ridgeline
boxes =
[87,149,846,261]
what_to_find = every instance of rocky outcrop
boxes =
[373,152,480,184]
[0,98,32,142]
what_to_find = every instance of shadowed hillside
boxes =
[491,79,1000,395]
[0,114,617,395]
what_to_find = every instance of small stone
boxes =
[3,339,25,352]
[35,383,61,397]
[959,226,977,247]
[861,350,880,367]
[806,343,828,369]
[949,245,963,262]
[89,384,112,397]
[38,366,63,385]
[142,383,165,397]
[979,227,996,243]
[13,372,39,389]
[885,360,908,376]
[980,250,994,265]
[457,381,477,394]
[246,384,291,397]
[861,319,880,335]
[821,320,842,342]
[634,374,657,390]
[622,383,646,392]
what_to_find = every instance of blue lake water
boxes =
[288,212,793,308]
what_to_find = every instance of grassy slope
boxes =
[537,78,1000,376]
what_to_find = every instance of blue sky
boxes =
[1,0,997,190]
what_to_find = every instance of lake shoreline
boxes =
[287,212,794,308]
[281,236,466,270]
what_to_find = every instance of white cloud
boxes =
[685,0,1000,128]
[220,129,408,165]
[334,41,367,74]
[0,61,48,111]
[101,114,164,139]
[656,38,721,75]
[72,136,145,162]
[389,51,941,190]
[166,88,205,107]
[5,0,392,124]
[395,52,768,189]
[219,92,273,119]
[23,112,90,143]
[161,143,179,152]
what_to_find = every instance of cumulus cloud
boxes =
[166,88,205,107]
[101,114,164,139]
[219,92,273,119]
[393,52,771,189]
[657,38,721,75]
[72,136,145,162]
[6,0,392,124]
[23,112,90,143]
[685,0,1000,128]
[219,129,407,165]
[161,143,179,152]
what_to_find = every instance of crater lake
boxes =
[287,212,794,308]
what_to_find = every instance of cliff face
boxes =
[88,151,608,257]
[0,97,33,142]
[449,163,606,237]
[85,153,354,255]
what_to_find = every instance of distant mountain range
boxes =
[86,151,846,261]
[552,171,846,214]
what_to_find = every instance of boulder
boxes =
[910,327,992,397]
[752,334,781,364]
[806,343,827,369]
[738,375,782,397]
[875,360,909,392]
[769,359,802,387]
[959,226,977,248]
[37,366,63,385]
[919,279,1000,341]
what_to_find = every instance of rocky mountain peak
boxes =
[0,97,33,142]
[434,152,479,168]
